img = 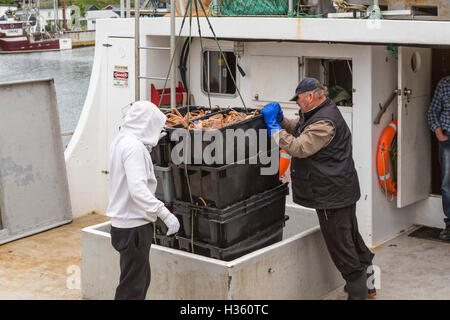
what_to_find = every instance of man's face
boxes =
[295,91,314,113]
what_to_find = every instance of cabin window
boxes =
[304,58,353,107]
[202,50,237,96]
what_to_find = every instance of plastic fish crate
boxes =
[177,217,287,261]
[171,149,280,208]
[153,233,179,249]
[166,107,271,165]
[173,183,289,248]
[154,165,176,204]
[151,106,220,166]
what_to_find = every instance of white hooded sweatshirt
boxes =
[106,101,170,228]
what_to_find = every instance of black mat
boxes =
[408,226,450,243]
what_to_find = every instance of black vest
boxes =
[290,98,361,209]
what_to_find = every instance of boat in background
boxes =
[0,2,71,53]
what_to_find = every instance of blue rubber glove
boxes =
[261,102,282,136]
[277,108,284,123]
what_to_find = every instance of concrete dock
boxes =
[0,212,448,300]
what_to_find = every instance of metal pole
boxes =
[120,0,124,18]
[126,0,131,18]
[62,0,67,30]
[170,0,176,108]
[135,0,140,101]
[289,0,293,12]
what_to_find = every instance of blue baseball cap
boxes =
[290,77,320,101]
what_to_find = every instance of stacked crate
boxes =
[151,106,219,244]
[152,106,289,261]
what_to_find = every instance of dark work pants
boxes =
[110,223,154,300]
[316,203,375,282]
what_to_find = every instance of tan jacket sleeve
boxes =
[280,117,300,135]
[272,120,335,158]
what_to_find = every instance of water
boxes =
[0,47,95,148]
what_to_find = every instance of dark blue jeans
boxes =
[439,138,450,227]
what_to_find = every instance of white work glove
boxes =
[159,130,167,141]
[163,213,180,236]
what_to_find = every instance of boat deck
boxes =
[0,213,448,300]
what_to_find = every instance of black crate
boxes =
[153,233,179,249]
[177,217,287,261]
[151,106,220,166]
[173,183,289,248]
[154,165,176,204]
[167,107,272,165]
[151,135,172,167]
[171,151,281,208]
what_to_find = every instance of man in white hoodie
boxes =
[106,101,180,300]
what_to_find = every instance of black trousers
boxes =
[316,203,375,282]
[110,222,154,300]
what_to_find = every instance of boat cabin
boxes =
[66,13,450,248]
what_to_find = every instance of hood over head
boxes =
[120,101,166,147]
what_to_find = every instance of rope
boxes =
[157,0,193,108]
[194,0,212,109]
[197,0,248,112]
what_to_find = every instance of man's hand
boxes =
[435,127,449,142]
[163,213,180,236]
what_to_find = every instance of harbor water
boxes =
[0,47,95,148]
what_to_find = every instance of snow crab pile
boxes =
[165,106,259,130]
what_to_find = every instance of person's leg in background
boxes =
[439,139,450,240]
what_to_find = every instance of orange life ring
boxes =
[279,149,291,178]
[377,120,398,196]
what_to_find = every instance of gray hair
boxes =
[312,85,328,98]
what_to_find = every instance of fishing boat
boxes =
[0,0,449,301]
[0,2,72,53]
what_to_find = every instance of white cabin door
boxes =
[397,47,431,208]
[106,36,135,157]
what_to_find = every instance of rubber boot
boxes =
[366,266,377,298]
[346,271,368,300]
[344,265,377,298]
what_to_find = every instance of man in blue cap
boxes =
[261,78,375,300]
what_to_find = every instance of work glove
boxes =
[277,108,284,123]
[261,102,282,136]
[163,213,180,236]
[159,130,167,141]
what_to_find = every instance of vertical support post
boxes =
[170,0,176,108]
[126,0,131,18]
[54,0,58,31]
[289,0,293,12]
[135,0,140,101]
[120,0,125,18]
[62,0,67,30]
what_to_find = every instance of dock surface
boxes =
[0,213,448,300]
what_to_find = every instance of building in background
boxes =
[86,5,119,31]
